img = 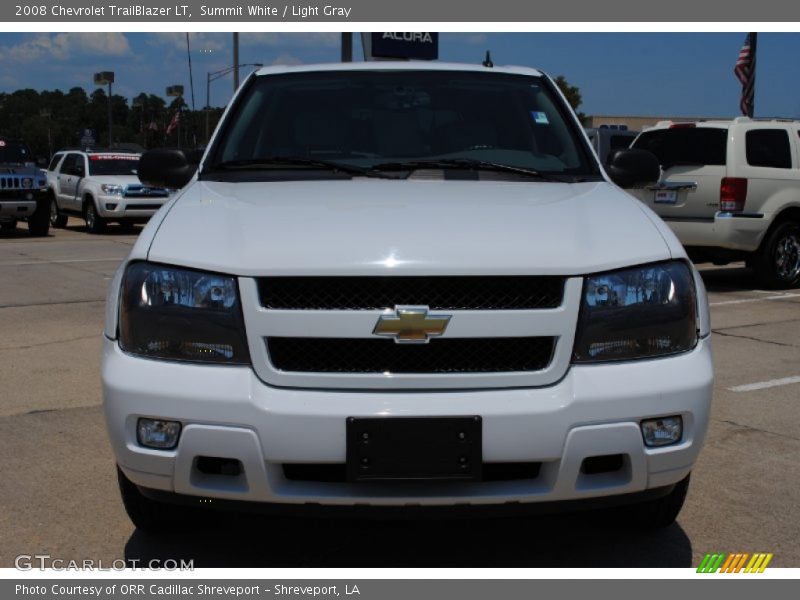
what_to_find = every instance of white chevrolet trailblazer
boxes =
[103,62,713,531]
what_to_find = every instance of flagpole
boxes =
[749,32,757,118]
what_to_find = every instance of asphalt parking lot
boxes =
[1,218,799,568]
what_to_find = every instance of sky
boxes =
[0,32,798,118]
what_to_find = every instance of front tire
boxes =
[50,194,68,228]
[117,466,199,532]
[83,197,105,233]
[624,474,691,530]
[754,221,800,289]
[28,194,51,237]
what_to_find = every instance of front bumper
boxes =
[102,336,713,507]
[95,195,169,220]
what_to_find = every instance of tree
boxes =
[553,75,586,122]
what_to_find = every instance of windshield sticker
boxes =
[531,111,550,125]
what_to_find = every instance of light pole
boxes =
[93,71,115,147]
[39,108,52,158]
[166,85,184,148]
[232,33,240,92]
[205,63,262,143]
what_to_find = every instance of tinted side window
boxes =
[609,135,634,150]
[48,154,63,171]
[59,154,76,174]
[746,129,792,169]
[633,127,727,168]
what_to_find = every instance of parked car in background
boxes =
[46,149,171,233]
[0,137,49,236]
[585,127,638,165]
[626,118,800,288]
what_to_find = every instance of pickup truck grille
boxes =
[257,276,565,310]
[267,336,555,374]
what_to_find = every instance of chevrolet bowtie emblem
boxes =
[373,306,451,344]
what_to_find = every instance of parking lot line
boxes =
[728,375,800,393]
[710,293,800,307]
[2,258,122,266]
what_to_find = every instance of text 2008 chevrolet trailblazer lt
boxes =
[102,62,713,530]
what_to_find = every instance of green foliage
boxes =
[0,87,213,159]
[553,75,586,122]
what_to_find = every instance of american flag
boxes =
[166,110,181,136]
[734,33,757,117]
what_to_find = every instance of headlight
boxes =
[119,262,250,364]
[572,261,697,362]
[101,184,124,195]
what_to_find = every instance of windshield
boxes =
[206,70,601,181]
[0,140,33,164]
[88,154,140,176]
[633,127,727,168]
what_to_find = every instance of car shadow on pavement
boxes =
[124,510,692,567]
[697,264,760,293]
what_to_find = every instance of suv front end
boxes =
[102,63,713,531]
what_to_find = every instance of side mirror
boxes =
[138,148,197,189]
[606,149,660,188]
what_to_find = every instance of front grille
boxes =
[124,185,168,198]
[267,336,555,374]
[124,203,163,210]
[257,276,565,311]
[282,462,541,483]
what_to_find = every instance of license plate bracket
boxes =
[346,416,482,482]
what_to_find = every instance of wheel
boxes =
[754,220,800,289]
[28,194,51,237]
[83,197,106,233]
[49,194,68,228]
[623,474,691,530]
[0,219,17,231]
[116,466,200,532]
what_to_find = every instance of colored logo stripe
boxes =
[697,552,773,573]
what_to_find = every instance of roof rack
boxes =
[732,116,800,123]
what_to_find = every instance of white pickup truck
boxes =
[102,62,713,532]
[46,149,170,233]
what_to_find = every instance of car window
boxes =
[0,140,33,164]
[609,134,634,150]
[208,70,601,179]
[746,129,792,169]
[633,127,727,168]
[87,154,140,176]
[59,154,76,175]
[48,154,63,172]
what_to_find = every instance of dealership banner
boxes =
[4,579,800,599]
[4,0,800,22]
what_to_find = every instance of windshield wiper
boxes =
[368,158,575,182]
[212,157,399,179]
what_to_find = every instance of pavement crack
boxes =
[711,329,797,348]
[0,299,104,309]
[713,418,800,442]
[0,334,99,351]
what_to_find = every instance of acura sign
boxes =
[365,32,439,60]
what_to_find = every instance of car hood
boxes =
[147,179,673,276]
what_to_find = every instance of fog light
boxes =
[137,418,181,449]
[641,416,682,447]
[105,203,118,210]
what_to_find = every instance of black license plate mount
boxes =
[346,416,482,482]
